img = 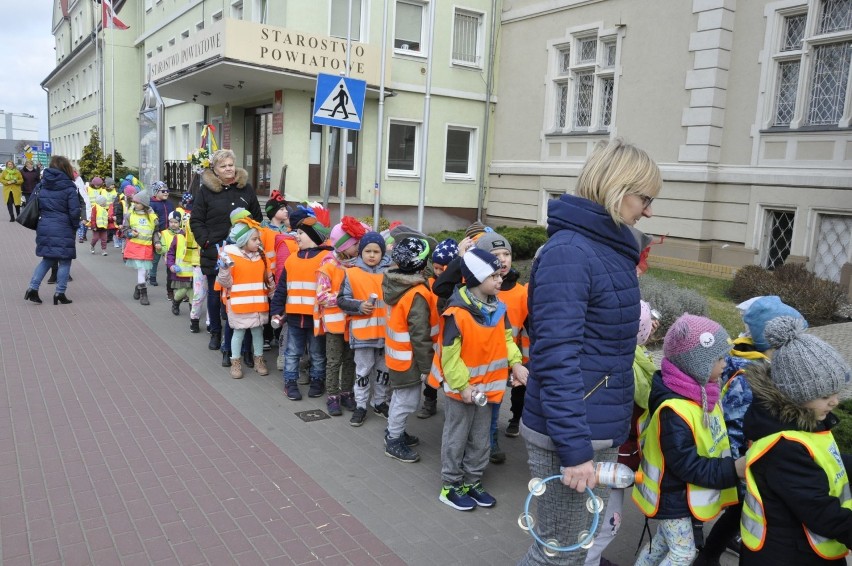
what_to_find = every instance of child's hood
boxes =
[383,271,428,306]
[745,362,827,434]
[354,253,391,274]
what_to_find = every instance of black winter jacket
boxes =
[740,364,852,566]
[646,372,739,520]
[189,168,262,275]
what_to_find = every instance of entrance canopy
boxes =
[148,18,388,105]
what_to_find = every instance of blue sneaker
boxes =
[439,483,476,511]
[285,382,302,401]
[464,481,496,507]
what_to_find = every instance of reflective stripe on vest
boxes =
[260,227,278,274]
[741,430,851,559]
[314,261,348,336]
[499,283,529,364]
[224,252,269,314]
[283,251,330,315]
[347,268,385,341]
[128,211,158,246]
[631,398,737,521]
[93,203,110,229]
[385,285,438,372]
[434,306,510,404]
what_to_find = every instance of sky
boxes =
[1,1,58,140]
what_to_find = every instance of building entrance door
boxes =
[308,114,358,199]
[245,105,272,196]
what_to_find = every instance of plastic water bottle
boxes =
[270,315,282,329]
[595,462,635,488]
[470,387,488,407]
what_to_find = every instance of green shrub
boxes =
[639,275,709,343]
[359,216,391,232]
[729,263,843,326]
[428,225,549,261]
[833,400,852,453]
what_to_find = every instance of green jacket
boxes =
[382,270,434,389]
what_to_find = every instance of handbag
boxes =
[16,183,40,230]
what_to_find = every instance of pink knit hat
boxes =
[663,314,730,385]
[637,301,653,346]
[329,216,369,253]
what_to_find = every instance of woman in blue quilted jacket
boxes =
[23,155,81,306]
[520,139,661,566]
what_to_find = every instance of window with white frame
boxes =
[387,120,420,175]
[395,1,427,54]
[452,9,483,67]
[231,0,243,20]
[550,32,618,133]
[330,0,363,41]
[444,126,476,178]
[212,10,223,22]
[770,0,852,128]
[253,0,269,24]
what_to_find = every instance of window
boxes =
[169,37,176,46]
[770,1,852,128]
[761,209,795,270]
[444,126,476,179]
[395,1,427,54]
[550,33,618,132]
[212,10,223,22]
[813,214,852,282]
[231,0,243,19]
[387,120,420,175]
[452,9,483,67]
[196,21,205,31]
[181,30,189,39]
[181,124,190,157]
[330,0,362,41]
[253,0,269,24]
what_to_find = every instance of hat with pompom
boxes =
[330,216,368,253]
[766,317,851,404]
[663,314,730,386]
[90,177,104,187]
[431,238,458,266]
[180,191,194,208]
[229,207,252,225]
[391,237,430,273]
[169,210,182,223]
[296,216,330,246]
[123,184,137,199]
[228,223,256,248]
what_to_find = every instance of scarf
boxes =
[661,358,721,426]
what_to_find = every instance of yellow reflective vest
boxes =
[632,398,737,521]
[160,229,193,278]
[741,430,852,560]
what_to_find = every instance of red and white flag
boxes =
[102,0,129,30]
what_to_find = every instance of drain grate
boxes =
[295,410,331,423]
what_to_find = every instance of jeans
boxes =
[206,272,223,334]
[31,258,71,293]
[283,324,326,384]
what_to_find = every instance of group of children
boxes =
[91,179,852,563]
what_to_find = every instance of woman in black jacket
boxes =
[24,155,80,305]
[20,160,41,203]
[189,149,262,351]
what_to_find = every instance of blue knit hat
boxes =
[432,238,458,266]
[358,231,387,257]
[742,296,807,352]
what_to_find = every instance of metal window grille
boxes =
[818,0,852,33]
[558,48,571,75]
[556,82,569,128]
[774,60,801,125]
[762,210,795,270]
[452,10,480,64]
[573,72,594,128]
[603,42,617,68]
[578,38,597,63]
[807,41,852,125]
[814,214,852,282]
[782,14,807,51]
[600,77,614,126]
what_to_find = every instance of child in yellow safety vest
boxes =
[633,314,745,566]
[89,194,115,256]
[434,248,527,511]
[216,221,275,379]
[163,211,194,316]
[316,217,368,416]
[738,317,852,566]
[337,231,393,427]
[122,190,161,307]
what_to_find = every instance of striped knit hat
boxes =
[461,248,501,288]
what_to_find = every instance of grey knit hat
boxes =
[766,317,851,404]
[663,314,731,385]
[475,231,512,255]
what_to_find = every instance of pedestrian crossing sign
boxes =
[312,73,367,131]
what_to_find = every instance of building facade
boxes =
[45,0,501,231]
[488,0,852,282]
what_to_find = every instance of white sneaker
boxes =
[102,251,108,256]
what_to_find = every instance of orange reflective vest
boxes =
[428,306,509,404]
[259,227,279,276]
[314,261,348,336]
[283,251,330,315]
[347,268,386,341]
[500,283,529,364]
[223,251,270,314]
[385,285,439,372]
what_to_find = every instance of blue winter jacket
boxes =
[34,168,81,260]
[522,193,641,468]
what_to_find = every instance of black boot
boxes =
[24,288,42,304]
[139,285,150,306]
[53,293,73,305]
[222,351,232,367]
[47,265,58,284]
[243,350,255,368]
[133,284,142,300]
[171,299,181,316]
[189,319,200,333]
[208,332,221,350]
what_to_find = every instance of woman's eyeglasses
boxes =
[638,195,654,210]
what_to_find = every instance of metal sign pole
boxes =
[338,0,354,221]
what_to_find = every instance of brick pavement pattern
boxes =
[2,223,403,565]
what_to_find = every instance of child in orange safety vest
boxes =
[434,248,527,511]
[216,221,275,379]
[337,231,392,427]
[316,216,368,416]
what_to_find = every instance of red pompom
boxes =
[341,216,367,239]
[268,190,285,203]
[388,220,403,230]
